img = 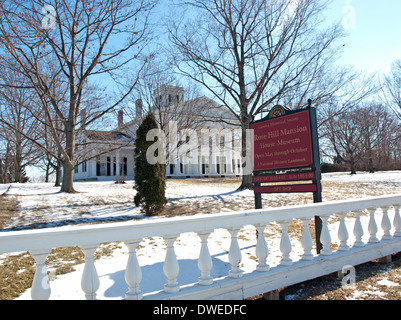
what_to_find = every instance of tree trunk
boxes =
[350,156,356,175]
[61,160,76,193]
[60,120,77,193]
[55,158,62,187]
[13,142,22,183]
[368,157,374,173]
[45,162,50,183]
[238,117,253,190]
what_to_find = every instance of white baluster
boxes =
[381,206,393,240]
[198,231,213,285]
[320,215,332,256]
[228,228,244,278]
[80,244,100,300]
[301,218,314,261]
[280,220,293,265]
[367,208,379,243]
[30,249,51,300]
[393,205,401,237]
[353,210,365,247]
[163,235,180,293]
[337,212,350,251]
[255,224,270,271]
[125,240,143,300]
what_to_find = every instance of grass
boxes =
[0,195,19,230]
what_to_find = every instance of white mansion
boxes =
[73,86,244,182]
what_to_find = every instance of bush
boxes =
[133,112,166,216]
[321,162,342,173]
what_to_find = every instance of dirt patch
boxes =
[0,195,20,230]
[280,252,401,300]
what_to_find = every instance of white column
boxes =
[381,206,393,240]
[353,210,365,247]
[301,218,314,260]
[198,232,213,286]
[280,220,293,265]
[173,132,182,176]
[165,165,170,176]
[209,133,218,175]
[228,228,243,278]
[224,129,234,175]
[337,212,350,251]
[191,147,200,176]
[320,216,332,256]
[163,235,180,293]
[125,240,143,300]
[393,205,401,237]
[173,162,182,176]
[80,244,100,300]
[368,208,379,243]
[199,128,210,176]
[173,129,183,176]
[116,151,121,177]
[30,249,51,300]
[255,224,270,272]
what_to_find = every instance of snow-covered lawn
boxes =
[1,171,401,300]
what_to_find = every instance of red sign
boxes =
[252,172,315,184]
[251,110,313,172]
[254,184,317,194]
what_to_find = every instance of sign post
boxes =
[251,101,322,253]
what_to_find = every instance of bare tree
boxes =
[0,71,44,183]
[383,60,401,120]
[0,0,155,192]
[168,0,359,189]
[323,107,363,174]
[321,103,400,174]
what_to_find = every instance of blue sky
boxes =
[326,0,401,74]
[159,0,401,75]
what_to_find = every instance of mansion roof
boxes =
[84,130,132,142]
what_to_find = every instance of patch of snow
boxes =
[377,279,399,287]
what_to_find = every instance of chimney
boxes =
[81,109,87,130]
[118,110,124,127]
[136,99,143,118]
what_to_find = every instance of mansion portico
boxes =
[73,86,244,182]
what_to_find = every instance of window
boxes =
[82,161,87,173]
[123,157,128,176]
[96,157,101,176]
[107,157,111,176]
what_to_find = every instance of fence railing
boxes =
[1,194,401,300]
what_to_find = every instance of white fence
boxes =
[1,194,401,300]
